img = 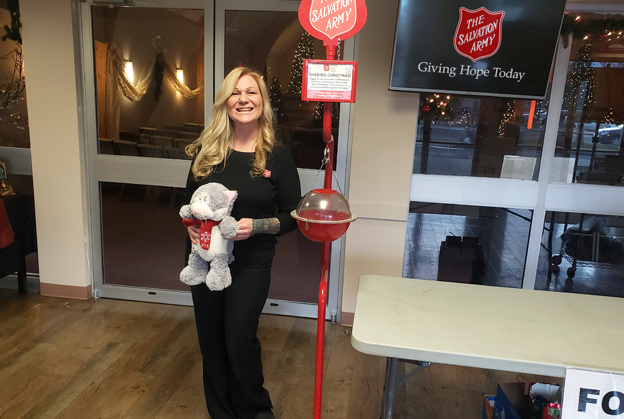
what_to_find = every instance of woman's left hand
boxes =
[233,218,253,241]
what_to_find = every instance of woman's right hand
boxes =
[187,225,200,245]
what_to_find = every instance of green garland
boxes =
[2,0,21,45]
[560,13,624,48]
[154,54,164,101]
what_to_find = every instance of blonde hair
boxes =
[186,67,276,179]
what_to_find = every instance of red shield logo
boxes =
[453,7,505,62]
[299,0,368,46]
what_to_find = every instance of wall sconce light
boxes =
[125,61,134,84]
[176,68,184,84]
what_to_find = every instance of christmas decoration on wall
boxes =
[105,36,204,140]
[154,54,165,101]
[2,0,21,44]
[107,36,204,104]
[269,77,285,124]
[560,13,624,48]
[0,0,26,129]
[287,32,315,94]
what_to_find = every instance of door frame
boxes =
[80,0,214,306]
[79,0,352,321]
[214,0,354,320]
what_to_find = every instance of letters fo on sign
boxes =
[298,0,367,46]
[302,60,358,103]
[563,369,624,418]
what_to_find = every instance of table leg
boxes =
[381,357,399,419]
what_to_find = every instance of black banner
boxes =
[390,0,567,99]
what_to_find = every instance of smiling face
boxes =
[226,74,263,128]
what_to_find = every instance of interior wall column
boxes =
[20,0,91,298]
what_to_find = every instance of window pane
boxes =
[538,211,624,297]
[554,12,624,185]
[101,182,188,290]
[225,10,339,169]
[414,94,548,179]
[0,5,37,276]
[0,6,28,148]
[91,6,204,159]
[404,202,532,288]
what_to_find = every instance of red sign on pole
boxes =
[298,0,368,46]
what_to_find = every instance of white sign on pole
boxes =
[302,60,358,102]
[563,368,624,418]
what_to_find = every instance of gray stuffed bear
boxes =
[180,183,239,290]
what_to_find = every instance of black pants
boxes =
[190,259,273,419]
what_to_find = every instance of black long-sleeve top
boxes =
[182,144,302,264]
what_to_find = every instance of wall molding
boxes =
[40,282,92,300]
[340,311,354,327]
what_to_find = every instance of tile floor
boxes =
[403,205,624,298]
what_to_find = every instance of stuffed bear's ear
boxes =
[224,190,237,204]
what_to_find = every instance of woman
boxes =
[182,67,301,419]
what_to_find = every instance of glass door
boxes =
[215,0,353,319]
[82,0,213,305]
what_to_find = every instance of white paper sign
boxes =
[302,60,357,102]
[563,369,624,418]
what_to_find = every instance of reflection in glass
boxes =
[0,5,28,148]
[100,182,188,290]
[403,202,532,289]
[91,7,204,159]
[554,12,624,185]
[414,94,548,179]
[225,10,339,169]
[224,11,325,305]
[538,211,624,298]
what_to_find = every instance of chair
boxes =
[137,143,165,158]
[184,123,204,133]
[177,131,199,140]
[138,131,152,144]
[165,146,191,160]
[150,135,174,148]
[99,138,115,155]
[139,127,157,135]
[113,139,139,156]
[174,138,194,150]
[119,131,138,142]
[155,129,178,138]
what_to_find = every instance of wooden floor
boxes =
[0,289,560,419]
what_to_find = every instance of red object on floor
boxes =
[0,199,14,249]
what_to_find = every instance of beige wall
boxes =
[341,0,419,321]
[21,0,91,295]
[17,0,418,306]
